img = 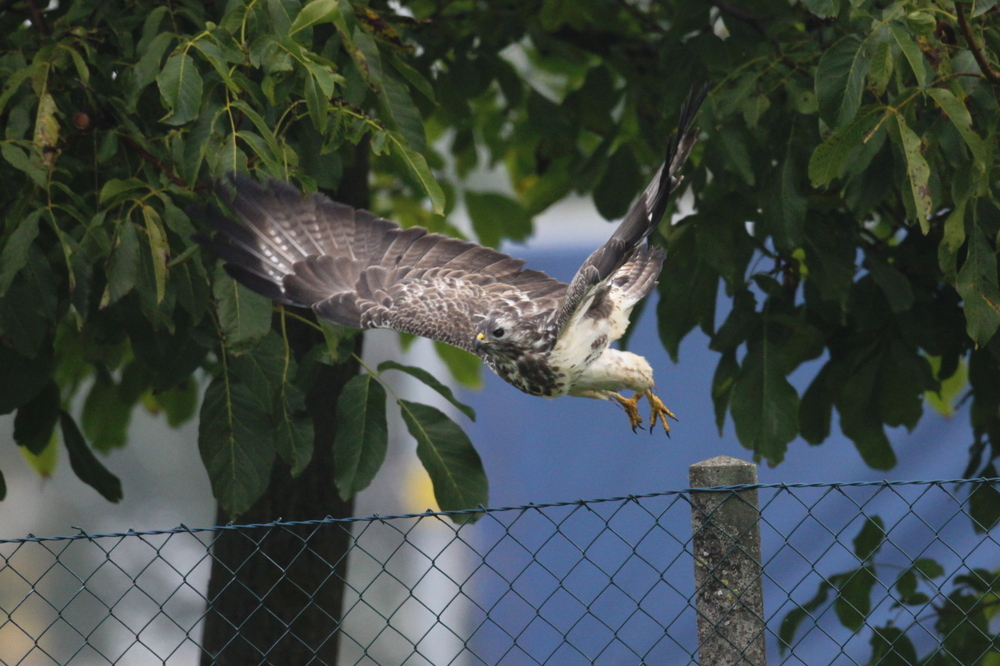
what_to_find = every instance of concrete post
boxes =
[689,456,766,666]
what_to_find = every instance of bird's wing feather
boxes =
[550,84,707,337]
[194,176,567,352]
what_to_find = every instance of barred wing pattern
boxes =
[550,84,708,336]
[195,177,567,352]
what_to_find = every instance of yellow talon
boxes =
[645,390,677,436]
[612,391,677,435]
[611,393,645,432]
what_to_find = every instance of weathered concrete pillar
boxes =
[689,456,766,666]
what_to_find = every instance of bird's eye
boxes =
[492,327,505,338]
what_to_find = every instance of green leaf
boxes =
[867,256,914,313]
[802,216,856,311]
[399,400,488,518]
[228,332,314,475]
[13,380,60,455]
[198,376,275,517]
[956,218,1000,347]
[770,155,807,251]
[0,346,52,415]
[895,567,918,599]
[808,106,881,187]
[191,37,239,93]
[150,377,199,427]
[60,410,123,503]
[142,205,168,305]
[0,65,33,117]
[890,24,926,87]
[334,374,388,499]
[229,100,282,162]
[695,202,755,287]
[290,0,339,35]
[714,126,755,185]
[303,58,335,133]
[273,383,313,477]
[101,221,141,308]
[779,580,833,654]
[388,131,446,215]
[593,147,642,220]
[800,364,834,444]
[657,226,718,361]
[0,210,41,298]
[229,331,289,407]
[833,566,876,631]
[913,557,945,579]
[434,341,482,389]
[387,52,435,103]
[213,264,273,352]
[710,288,759,354]
[852,515,885,561]
[131,31,174,105]
[815,35,871,128]
[465,191,532,248]
[319,319,358,363]
[893,113,932,231]
[939,198,968,284]
[1,142,47,187]
[126,316,210,391]
[156,51,203,125]
[82,377,133,452]
[712,351,739,435]
[869,625,918,666]
[927,88,987,169]
[0,283,50,357]
[20,430,58,478]
[867,39,893,97]
[99,177,149,205]
[352,26,384,90]
[969,475,1000,533]
[729,338,800,464]
[379,69,426,155]
[378,360,476,420]
[836,360,898,470]
[802,0,840,18]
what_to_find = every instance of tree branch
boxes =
[955,1,1000,101]
[120,135,200,190]
[24,0,49,36]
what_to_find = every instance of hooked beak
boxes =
[474,332,489,352]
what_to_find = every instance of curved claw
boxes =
[645,391,677,437]
[611,393,646,433]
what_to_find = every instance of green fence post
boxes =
[689,456,767,666]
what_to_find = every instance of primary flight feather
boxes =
[196,87,706,433]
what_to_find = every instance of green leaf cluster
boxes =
[779,513,1000,665]
[4,0,1000,647]
[0,0,467,511]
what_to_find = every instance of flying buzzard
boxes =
[197,88,706,433]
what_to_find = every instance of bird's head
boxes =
[473,313,535,360]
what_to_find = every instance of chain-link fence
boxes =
[1,467,999,665]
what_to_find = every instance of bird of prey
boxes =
[197,88,706,434]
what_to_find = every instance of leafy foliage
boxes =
[780,513,1000,665]
[3,0,1000,651]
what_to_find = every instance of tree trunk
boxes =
[198,347,360,665]
[200,149,370,665]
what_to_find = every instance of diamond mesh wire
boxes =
[0,478,998,665]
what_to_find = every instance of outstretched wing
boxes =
[550,84,708,335]
[194,176,567,352]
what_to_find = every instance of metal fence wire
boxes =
[1,475,999,665]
